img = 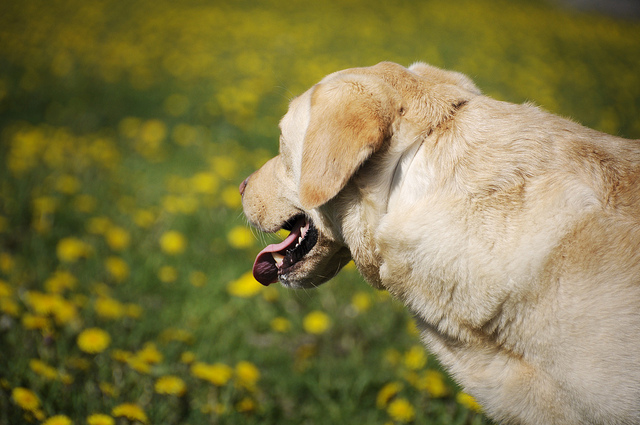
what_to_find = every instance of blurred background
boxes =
[0,0,638,424]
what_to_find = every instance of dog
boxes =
[240,61,640,424]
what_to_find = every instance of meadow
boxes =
[0,0,639,424]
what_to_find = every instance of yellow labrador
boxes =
[240,62,640,424]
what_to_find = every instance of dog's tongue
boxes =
[252,217,306,286]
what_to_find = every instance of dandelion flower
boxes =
[303,311,331,335]
[351,291,372,313]
[87,413,115,425]
[190,172,219,194]
[180,351,196,364]
[226,226,254,249]
[105,226,130,251]
[235,397,257,413]
[456,392,483,413]
[112,403,148,424]
[270,317,291,333]
[160,230,186,254]
[95,297,125,320]
[236,361,260,390]
[133,209,155,228]
[77,328,111,354]
[44,270,77,293]
[155,375,187,396]
[87,217,112,234]
[387,398,415,423]
[404,345,427,370]
[41,415,72,425]
[56,237,91,262]
[376,381,403,408]
[11,387,40,411]
[227,271,262,298]
[414,370,448,398]
[221,185,241,209]
[158,265,178,283]
[73,194,97,213]
[136,342,163,364]
[0,252,15,273]
[29,359,58,380]
[55,174,81,194]
[105,256,129,283]
[189,270,206,287]
[191,362,233,386]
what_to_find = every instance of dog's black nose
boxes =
[239,176,250,197]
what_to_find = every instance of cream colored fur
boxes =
[241,61,640,424]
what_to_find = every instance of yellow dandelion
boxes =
[95,297,125,320]
[105,256,129,283]
[87,413,115,425]
[99,382,118,398]
[235,397,257,413]
[227,225,254,249]
[160,231,186,255]
[1,298,20,316]
[413,370,448,398]
[0,252,15,273]
[180,351,196,364]
[190,172,219,194]
[158,266,178,283]
[77,328,111,354]
[41,414,72,425]
[125,303,143,318]
[456,392,483,413]
[44,270,77,293]
[191,362,233,386]
[236,361,260,391]
[270,317,291,333]
[189,270,206,287]
[133,209,155,228]
[111,403,148,424]
[29,359,58,380]
[376,382,403,408]
[136,343,163,364]
[303,311,331,335]
[11,387,40,411]
[22,313,50,330]
[404,345,427,370]
[227,271,263,298]
[351,291,372,313]
[56,237,91,263]
[155,375,187,396]
[73,194,97,213]
[105,226,130,251]
[221,185,241,209]
[209,155,237,180]
[55,174,80,195]
[0,279,12,297]
[87,217,112,235]
[387,398,415,423]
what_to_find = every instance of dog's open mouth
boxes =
[252,215,318,286]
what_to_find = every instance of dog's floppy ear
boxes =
[299,74,402,209]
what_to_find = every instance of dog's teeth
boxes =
[272,252,284,267]
[298,236,303,245]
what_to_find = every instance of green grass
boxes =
[0,0,639,424]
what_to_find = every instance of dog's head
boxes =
[240,61,480,289]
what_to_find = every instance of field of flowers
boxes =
[0,0,639,424]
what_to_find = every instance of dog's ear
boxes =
[299,75,402,209]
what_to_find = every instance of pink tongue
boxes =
[252,218,306,286]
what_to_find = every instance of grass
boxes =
[0,0,639,424]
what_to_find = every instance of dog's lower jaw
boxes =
[279,245,352,289]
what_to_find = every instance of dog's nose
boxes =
[239,176,250,197]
